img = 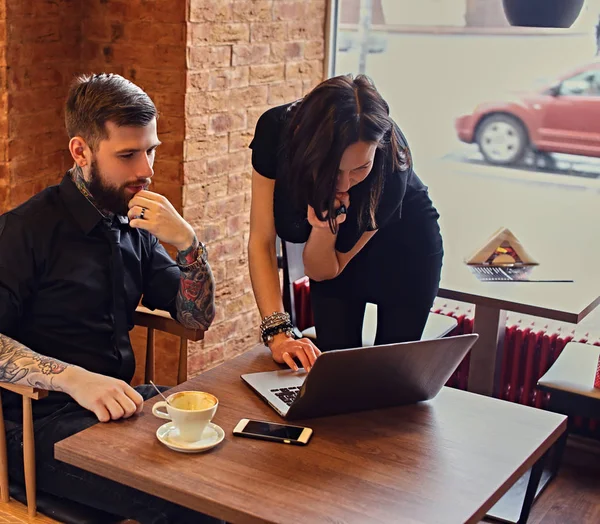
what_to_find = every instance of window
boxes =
[560,71,600,96]
[330,0,600,296]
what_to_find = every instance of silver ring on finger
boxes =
[139,207,147,220]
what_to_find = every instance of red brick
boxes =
[188,345,225,376]
[8,65,64,90]
[230,67,250,88]
[186,90,230,115]
[188,23,210,45]
[183,159,208,185]
[288,20,323,40]
[188,45,231,70]
[9,87,64,113]
[207,155,231,178]
[208,70,230,91]
[187,71,210,92]
[250,22,287,43]
[153,92,186,115]
[227,171,251,195]
[187,180,228,211]
[103,43,186,69]
[267,81,303,105]
[153,160,183,185]
[209,23,250,44]
[10,108,63,137]
[209,110,247,136]
[273,2,307,21]
[185,115,209,140]
[232,44,270,66]
[183,183,207,207]
[157,116,185,142]
[224,258,249,286]
[229,85,268,107]
[304,40,324,59]
[303,78,321,95]
[307,2,327,20]
[228,150,252,173]
[121,22,185,46]
[128,68,186,94]
[150,181,182,212]
[232,1,272,22]
[81,18,112,41]
[285,59,323,82]
[224,291,256,317]
[189,0,232,23]
[0,184,8,213]
[229,130,254,153]
[250,63,285,85]
[8,20,60,44]
[198,219,228,243]
[154,139,183,159]
[226,212,250,236]
[185,135,229,160]
[10,40,79,66]
[204,194,245,221]
[270,42,304,62]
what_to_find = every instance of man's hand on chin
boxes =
[127,190,195,251]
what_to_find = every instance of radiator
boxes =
[292,279,600,437]
[433,300,600,439]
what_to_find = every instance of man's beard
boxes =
[87,159,134,216]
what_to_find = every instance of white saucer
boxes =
[156,422,225,453]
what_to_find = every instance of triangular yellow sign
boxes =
[465,227,538,266]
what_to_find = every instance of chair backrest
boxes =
[278,239,308,327]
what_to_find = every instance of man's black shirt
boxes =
[0,174,180,420]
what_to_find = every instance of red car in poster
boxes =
[455,59,600,165]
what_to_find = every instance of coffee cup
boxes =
[152,390,218,442]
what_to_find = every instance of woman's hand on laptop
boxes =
[269,334,321,372]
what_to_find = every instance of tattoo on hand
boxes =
[177,236,199,266]
[176,262,216,331]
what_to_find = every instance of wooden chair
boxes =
[278,239,458,344]
[0,306,204,522]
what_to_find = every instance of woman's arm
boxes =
[248,170,320,370]
[302,193,377,281]
[303,228,377,281]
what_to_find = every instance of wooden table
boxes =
[438,257,600,397]
[56,345,567,524]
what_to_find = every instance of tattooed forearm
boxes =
[0,333,70,391]
[176,260,216,331]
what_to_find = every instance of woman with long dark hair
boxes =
[248,74,443,371]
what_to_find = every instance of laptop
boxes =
[241,333,479,420]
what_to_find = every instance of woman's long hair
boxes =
[285,74,410,232]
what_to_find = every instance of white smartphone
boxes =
[233,418,313,446]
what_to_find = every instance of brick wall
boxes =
[0,0,7,212]
[184,0,326,374]
[2,0,82,211]
[0,0,327,381]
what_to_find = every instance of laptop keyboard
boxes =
[270,386,301,406]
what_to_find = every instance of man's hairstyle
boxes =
[65,73,157,150]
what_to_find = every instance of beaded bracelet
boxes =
[260,311,295,346]
[261,322,295,345]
